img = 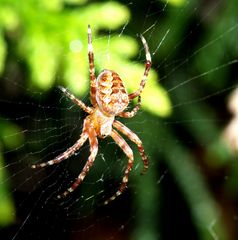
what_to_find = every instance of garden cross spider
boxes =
[32,25,151,205]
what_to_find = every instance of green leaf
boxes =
[0,151,15,226]
[161,0,186,7]
[0,6,20,31]
[0,33,6,75]
[63,0,87,4]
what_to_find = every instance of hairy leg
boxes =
[113,120,149,174]
[58,86,93,114]
[57,119,98,198]
[128,35,151,100]
[104,129,134,205]
[88,25,97,106]
[31,119,89,169]
[118,96,141,118]
[31,134,88,169]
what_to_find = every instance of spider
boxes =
[31,25,151,205]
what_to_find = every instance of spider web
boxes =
[1,0,238,239]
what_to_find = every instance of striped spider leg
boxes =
[118,34,151,118]
[31,87,92,170]
[104,121,149,205]
[88,24,97,107]
[57,117,98,198]
[31,24,152,204]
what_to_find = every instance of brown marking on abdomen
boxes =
[96,70,129,116]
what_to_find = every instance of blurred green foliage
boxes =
[130,1,238,240]
[0,151,15,226]
[0,120,24,226]
[162,0,186,7]
[195,0,238,89]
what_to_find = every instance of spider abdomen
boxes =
[96,70,129,116]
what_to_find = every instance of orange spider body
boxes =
[32,25,151,205]
[89,108,114,138]
[91,70,129,138]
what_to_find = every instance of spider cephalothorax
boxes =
[32,25,151,205]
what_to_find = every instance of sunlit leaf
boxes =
[63,0,88,4]
[63,51,89,94]
[19,31,61,90]
[142,77,172,117]
[161,0,186,7]
[0,6,19,31]
[0,33,6,75]
[41,0,62,11]
[96,1,130,29]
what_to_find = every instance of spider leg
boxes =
[58,86,93,114]
[104,129,134,205]
[57,119,98,199]
[118,96,141,118]
[113,120,149,175]
[88,25,97,106]
[31,119,90,169]
[31,134,88,169]
[128,35,152,100]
